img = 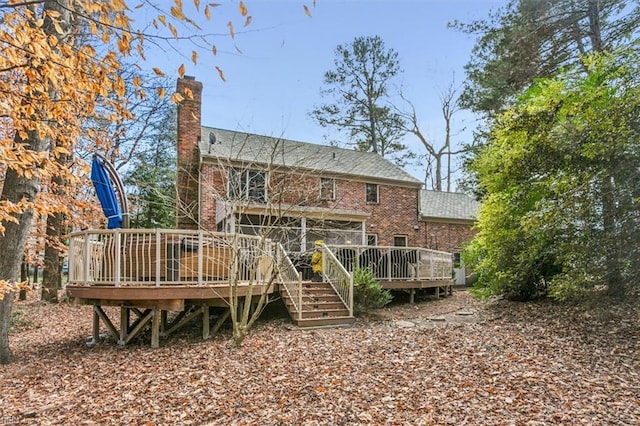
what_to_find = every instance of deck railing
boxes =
[326,245,453,282]
[68,229,453,322]
[275,242,303,318]
[68,229,276,287]
[322,246,354,317]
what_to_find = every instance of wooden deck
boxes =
[67,282,277,347]
[66,229,453,346]
[66,283,274,310]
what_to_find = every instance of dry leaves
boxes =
[1,290,638,425]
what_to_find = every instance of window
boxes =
[228,168,267,202]
[393,235,407,247]
[365,183,379,203]
[320,177,335,200]
[367,234,378,246]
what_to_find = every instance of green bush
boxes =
[465,53,640,301]
[352,268,392,315]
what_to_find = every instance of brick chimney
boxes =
[176,76,202,229]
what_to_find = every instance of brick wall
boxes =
[333,179,420,246]
[176,76,202,229]
[417,221,477,254]
[199,163,227,231]
[198,163,478,253]
[198,163,422,246]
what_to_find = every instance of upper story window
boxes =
[365,183,379,203]
[393,235,407,247]
[228,168,267,202]
[320,177,335,200]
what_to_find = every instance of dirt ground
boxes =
[1,287,638,425]
[365,288,485,321]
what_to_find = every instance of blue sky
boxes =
[144,0,504,186]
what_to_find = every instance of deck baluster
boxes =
[198,231,204,285]
[155,229,161,287]
[114,231,121,287]
[83,232,90,284]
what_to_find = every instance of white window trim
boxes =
[320,177,336,201]
[228,168,268,202]
[365,183,379,203]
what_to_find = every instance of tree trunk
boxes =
[42,213,63,303]
[19,258,28,301]
[445,109,452,192]
[447,151,451,192]
[588,0,603,53]
[0,292,15,364]
[0,132,44,363]
[434,155,443,191]
[42,151,70,303]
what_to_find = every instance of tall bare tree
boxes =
[399,80,466,191]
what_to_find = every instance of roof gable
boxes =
[200,127,422,187]
[419,190,480,222]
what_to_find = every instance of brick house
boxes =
[63,78,480,341]
[176,76,479,256]
[419,190,480,253]
[418,190,480,284]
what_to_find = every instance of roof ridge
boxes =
[202,125,419,161]
[201,126,422,186]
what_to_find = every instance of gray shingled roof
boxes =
[419,190,480,222]
[200,127,422,186]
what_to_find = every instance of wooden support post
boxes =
[151,308,161,348]
[92,306,100,342]
[119,307,130,344]
[202,305,210,340]
[409,288,415,304]
[435,286,440,299]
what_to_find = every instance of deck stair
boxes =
[281,281,355,328]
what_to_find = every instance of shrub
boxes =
[352,268,392,315]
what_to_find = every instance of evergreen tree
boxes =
[454,0,640,117]
[311,36,410,165]
[124,108,177,229]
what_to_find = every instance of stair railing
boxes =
[321,246,353,317]
[275,242,303,319]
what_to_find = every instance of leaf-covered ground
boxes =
[1,289,638,425]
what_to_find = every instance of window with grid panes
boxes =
[365,183,378,203]
[320,177,335,200]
